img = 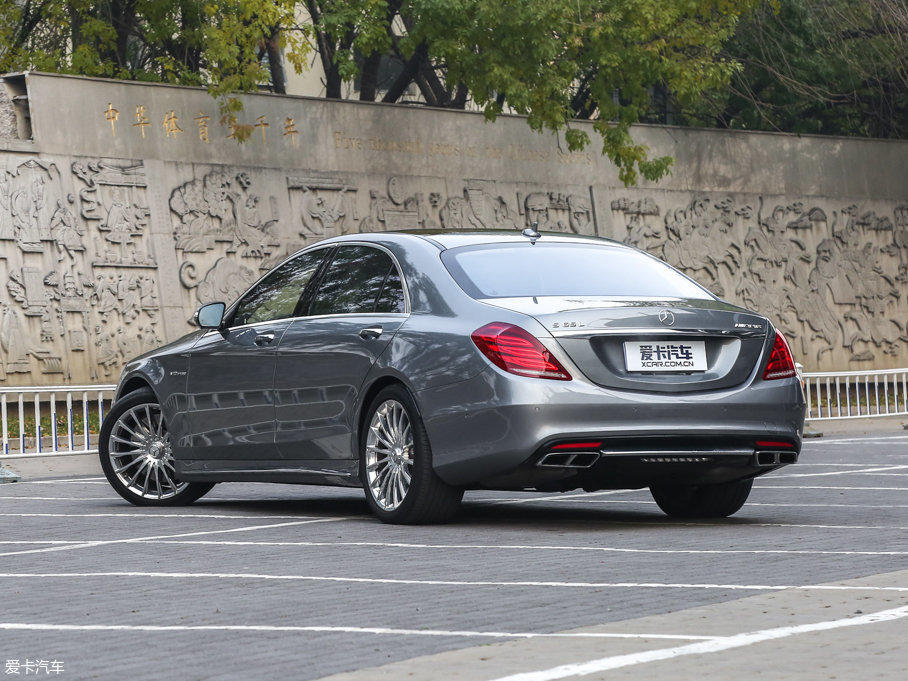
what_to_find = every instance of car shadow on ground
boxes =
[86,481,769,527]
[143,491,766,528]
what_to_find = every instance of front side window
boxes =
[231,249,327,326]
[309,245,406,316]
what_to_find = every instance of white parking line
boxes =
[0,518,347,557]
[1,572,905,593]
[7,511,901,532]
[485,490,638,505]
[486,498,908,509]
[0,512,324,520]
[0,622,716,641]
[486,604,908,681]
[117,540,908,557]
[1,538,904,556]
[753,485,908,491]
[857,473,908,476]
[805,436,908,445]
[0,497,115,501]
[791,462,905,467]
[4,478,107,484]
[774,465,908,478]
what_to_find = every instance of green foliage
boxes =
[0,1,764,184]
[703,0,908,138]
[404,0,758,184]
[5,410,102,440]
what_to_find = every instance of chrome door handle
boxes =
[359,326,383,340]
[254,333,275,346]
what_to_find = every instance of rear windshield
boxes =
[441,242,713,299]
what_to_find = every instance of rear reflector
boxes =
[762,330,798,380]
[552,442,603,450]
[756,440,794,448]
[471,322,572,381]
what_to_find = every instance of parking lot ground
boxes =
[316,569,908,681]
[1,429,906,680]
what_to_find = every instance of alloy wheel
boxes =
[364,399,413,511]
[107,403,187,500]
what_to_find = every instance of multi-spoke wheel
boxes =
[99,388,214,506]
[360,385,462,524]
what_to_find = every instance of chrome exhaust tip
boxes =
[537,451,601,468]
[754,450,798,466]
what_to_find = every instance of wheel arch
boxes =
[355,374,415,454]
[116,376,154,401]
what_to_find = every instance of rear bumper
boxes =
[417,367,805,488]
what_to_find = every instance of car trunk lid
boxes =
[482,297,770,393]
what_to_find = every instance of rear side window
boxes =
[309,245,406,315]
[231,248,327,326]
[441,243,713,300]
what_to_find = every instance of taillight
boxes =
[763,330,797,380]
[552,441,603,450]
[471,322,572,381]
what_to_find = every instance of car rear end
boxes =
[420,235,806,491]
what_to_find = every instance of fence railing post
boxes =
[0,384,117,462]
[801,368,908,421]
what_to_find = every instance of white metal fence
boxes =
[0,385,116,459]
[0,370,905,460]
[802,368,908,420]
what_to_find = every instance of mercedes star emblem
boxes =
[658,310,676,326]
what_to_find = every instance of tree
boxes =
[700,0,908,138]
[302,0,763,185]
[0,1,763,184]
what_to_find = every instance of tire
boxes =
[99,388,214,506]
[360,384,463,524]
[650,478,753,518]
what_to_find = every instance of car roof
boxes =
[328,230,629,251]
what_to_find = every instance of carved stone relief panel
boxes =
[168,173,598,340]
[171,169,281,312]
[438,180,514,231]
[171,170,279,258]
[0,158,164,383]
[608,191,908,368]
[517,190,596,235]
[350,176,597,236]
[0,160,68,380]
[73,161,155,267]
[288,176,359,241]
[358,176,438,232]
[0,160,61,252]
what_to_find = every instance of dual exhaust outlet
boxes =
[754,449,798,466]
[537,447,799,469]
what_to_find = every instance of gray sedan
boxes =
[99,231,806,523]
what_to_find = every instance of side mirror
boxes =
[193,302,226,329]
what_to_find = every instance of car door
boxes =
[274,244,408,462]
[182,248,329,466]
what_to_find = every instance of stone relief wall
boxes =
[0,152,905,384]
[1,65,906,384]
[171,168,283,313]
[0,158,162,382]
[608,193,907,367]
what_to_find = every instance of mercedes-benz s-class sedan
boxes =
[100,230,806,523]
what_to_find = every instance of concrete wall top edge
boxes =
[9,71,906,201]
